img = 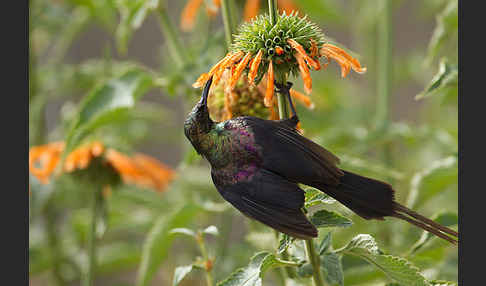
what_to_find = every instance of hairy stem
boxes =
[196,233,214,286]
[305,239,326,286]
[221,0,234,49]
[82,189,103,286]
[157,6,189,68]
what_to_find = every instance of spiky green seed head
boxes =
[232,12,326,84]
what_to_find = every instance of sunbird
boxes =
[184,77,458,244]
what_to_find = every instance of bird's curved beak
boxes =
[200,76,213,107]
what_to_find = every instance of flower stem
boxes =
[82,189,103,286]
[157,5,189,68]
[221,0,234,49]
[196,233,214,286]
[268,0,278,25]
[305,239,326,286]
[374,0,392,132]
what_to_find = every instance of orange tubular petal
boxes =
[287,39,320,70]
[180,0,204,31]
[248,49,263,85]
[290,89,315,109]
[214,51,244,87]
[296,54,312,94]
[229,52,252,90]
[264,61,274,107]
[310,39,318,58]
[243,0,260,21]
[133,154,175,192]
[320,44,367,77]
[193,52,234,88]
[90,141,104,157]
[278,0,298,15]
[275,46,284,55]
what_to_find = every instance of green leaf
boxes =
[406,155,458,208]
[409,212,458,255]
[310,210,352,228]
[136,204,200,286]
[169,228,196,238]
[416,58,458,100]
[319,232,332,255]
[338,234,430,286]
[217,251,299,286]
[304,187,336,208]
[202,225,219,236]
[321,252,344,286]
[63,69,153,160]
[172,265,194,286]
[426,1,458,64]
[116,0,160,54]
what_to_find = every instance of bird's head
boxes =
[184,76,214,153]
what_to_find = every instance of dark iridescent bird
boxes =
[184,77,458,244]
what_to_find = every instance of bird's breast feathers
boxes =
[203,120,263,185]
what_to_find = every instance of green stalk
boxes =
[374,0,394,246]
[373,0,392,132]
[196,233,214,286]
[305,240,326,286]
[221,0,234,49]
[82,189,103,286]
[157,6,189,68]
[268,0,278,25]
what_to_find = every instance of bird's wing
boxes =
[242,116,344,186]
[211,168,317,239]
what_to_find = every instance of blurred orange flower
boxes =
[243,0,298,21]
[181,0,298,31]
[29,141,175,193]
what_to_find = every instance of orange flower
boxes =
[207,69,314,122]
[194,13,366,107]
[29,141,175,193]
[181,0,221,31]
[320,43,367,78]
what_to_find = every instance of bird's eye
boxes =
[273,36,281,44]
[268,48,275,56]
[284,45,292,53]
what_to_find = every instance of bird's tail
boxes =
[317,170,458,245]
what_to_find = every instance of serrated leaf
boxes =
[416,58,458,100]
[339,234,430,286]
[217,251,299,286]
[277,234,295,254]
[202,225,219,236]
[136,204,200,286]
[310,210,352,228]
[321,252,344,286]
[173,265,194,286]
[304,187,336,208]
[406,156,458,208]
[169,228,196,238]
[409,212,458,255]
[63,69,153,161]
[319,232,332,255]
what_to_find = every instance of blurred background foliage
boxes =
[29,0,458,285]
